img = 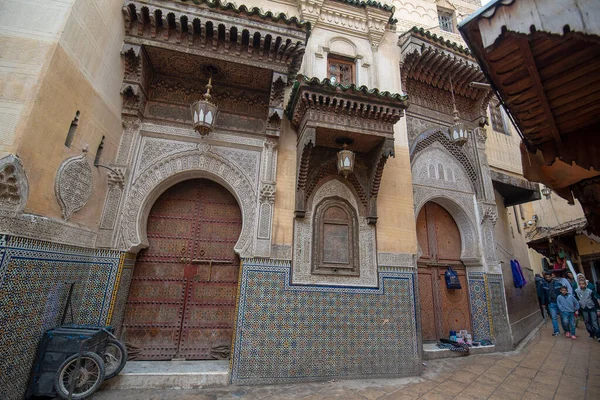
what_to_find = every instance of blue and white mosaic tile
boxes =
[232,259,419,384]
[468,272,492,341]
[0,235,121,400]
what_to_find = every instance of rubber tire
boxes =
[103,339,127,379]
[54,351,106,400]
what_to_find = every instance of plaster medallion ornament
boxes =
[0,154,29,216]
[55,148,93,220]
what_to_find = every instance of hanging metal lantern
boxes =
[190,71,219,136]
[336,138,355,178]
[450,121,468,146]
[449,75,468,146]
[541,185,552,199]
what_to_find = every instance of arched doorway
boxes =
[417,201,472,342]
[122,179,242,360]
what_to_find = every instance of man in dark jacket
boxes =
[535,274,545,319]
[541,271,566,336]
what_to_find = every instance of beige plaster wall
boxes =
[486,123,523,176]
[9,0,125,228]
[575,235,600,257]
[0,0,75,157]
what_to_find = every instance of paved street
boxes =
[95,323,600,400]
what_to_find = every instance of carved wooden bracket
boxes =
[122,1,309,82]
[120,44,150,118]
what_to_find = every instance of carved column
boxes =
[255,139,278,257]
[253,73,286,257]
[97,44,148,249]
[479,203,500,272]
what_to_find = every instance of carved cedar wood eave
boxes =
[399,30,492,126]
[122,1,309,82]
[459,24,600,234]
[286,76,407,223]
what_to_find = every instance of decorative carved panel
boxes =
[54,151,93,220]
[0,155,28,217]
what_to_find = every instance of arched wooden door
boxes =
[122,179,242,360]
[417,202,472,342]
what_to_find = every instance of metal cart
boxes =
[26,283,127,399]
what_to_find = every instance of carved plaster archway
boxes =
[119,150,257,256]
[413,193,480,265]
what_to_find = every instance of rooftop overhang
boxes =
[527,217,588,258]
[122,0,310,80]
[459,0,600,235]
[285,75,408,223]
[399,27,492,124]
[491,170,541,207]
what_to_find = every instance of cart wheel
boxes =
[103,339,127,379]
[54,351,105,399]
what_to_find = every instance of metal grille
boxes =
[438,11,454,33]
[122,179,242,360]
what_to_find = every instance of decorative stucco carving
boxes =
[107,167,127,189]
[54,150,93,221]
[412,143,474,194]
[480,204,498,226]
[411,128,480,195]
[0,213,96,248]
[293,179,378,287]
[377,252,416,268]
[298,0,394,49]
[0,155,28,216]
[119,150,257,257]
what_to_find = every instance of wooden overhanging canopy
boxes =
[285,75,408,223]
[122,0,310,80]
[399,27,492,123]
[459,0,600,235]
[527,217,588,258]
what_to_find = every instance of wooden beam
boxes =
[517,37,563,150]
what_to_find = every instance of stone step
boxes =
[423,343,496,360]
[102,360,230,390]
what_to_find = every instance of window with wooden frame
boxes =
[438,9,455,33]
[312,198,359,276]
[489,99,509,134]
[328,55,355,85]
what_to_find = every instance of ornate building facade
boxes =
[0,0,543,398]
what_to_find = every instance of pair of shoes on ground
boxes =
[565,332,577,340]
[552,332,560,336]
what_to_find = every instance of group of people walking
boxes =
[535,269,600,340]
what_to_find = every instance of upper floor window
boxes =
[438,10,455,33]
[313,198,359,276]
[490,100,509,134]
[328,55,355,85]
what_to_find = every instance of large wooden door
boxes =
[122,179,242,360]
[417,202,472,341]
